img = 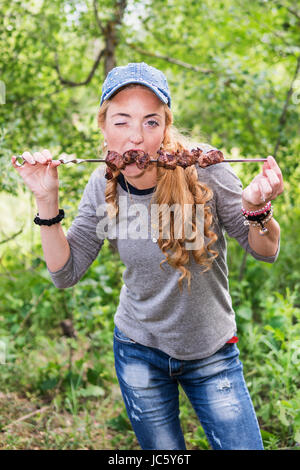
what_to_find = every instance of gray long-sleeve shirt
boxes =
[47,161,280,360]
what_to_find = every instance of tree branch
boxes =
[54,47,105,87]
[273,1,300,21]
[93,0,106,35]
[0,226,25,245]
[114,0,128,23]
[105,0,128,74]
[3,406,51,430]
[125,42,214,74]
[286,5,300,21]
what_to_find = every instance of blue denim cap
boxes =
[100,62,171,108]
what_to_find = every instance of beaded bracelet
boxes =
[241,201,271,218]
[34,209,65,226]
[241,201,273,235]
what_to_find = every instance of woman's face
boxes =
[101,86,166,180]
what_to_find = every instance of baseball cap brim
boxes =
[100,79,170,107]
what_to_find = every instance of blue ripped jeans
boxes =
[113,325,264,450]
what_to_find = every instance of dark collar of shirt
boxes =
[117,172,156,195]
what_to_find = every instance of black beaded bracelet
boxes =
[34,209,65,226]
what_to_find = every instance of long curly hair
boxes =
[97,84,218,292]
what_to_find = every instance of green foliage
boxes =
[1,0,299,451]
[1,0,300,193]
[237,288,300,448]
[1,234,299,449]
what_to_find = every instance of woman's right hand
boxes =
[11,149,61,202]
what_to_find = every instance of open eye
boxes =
[147,120,159,127]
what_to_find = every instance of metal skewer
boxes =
[57,158,267,164]
[221,159,267,162]
[15,156,267,167]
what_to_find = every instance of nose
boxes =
[129,125,144,145]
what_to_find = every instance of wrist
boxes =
[35,192,59,205]
[241,196,269,211]
[36,199,59,219]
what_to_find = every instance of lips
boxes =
[123,149,145,166]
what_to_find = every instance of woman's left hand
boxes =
[242,155,284,208]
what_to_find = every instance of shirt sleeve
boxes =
[200,162,280,263]
[47,170,105,288]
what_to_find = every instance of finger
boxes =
[11,155,22,169]
[251,181,261,195]
[250,181,263,202]
[22,151,36,165]
[263,156,283,181]
[49,159,61,167]
[251,174,262,183]
[266,156,284,194]
[41,149,62,167]
[41,149,53,161]
[264,168,280,189]
[258,177,273,201]
[33,151,47,164]
[242,180,262,205]
[265,169,284,196]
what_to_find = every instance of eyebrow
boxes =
[111,113,162,119]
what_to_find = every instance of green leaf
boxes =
[236,305,252,320]
[77,385,105,398]
[294,430,300,444]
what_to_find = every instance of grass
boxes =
[0,373,210,450]
[0,390,133,450]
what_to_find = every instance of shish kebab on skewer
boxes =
[103,148,223,179]
[15,148,267,175]
[103,148,267,180]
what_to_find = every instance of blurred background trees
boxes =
[0,0,299,450]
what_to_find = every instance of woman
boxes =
[11,62,283,450]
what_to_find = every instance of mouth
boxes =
[124,149,145,167]
[124,162,138,167]
[119,149,154,171]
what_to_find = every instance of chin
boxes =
[121,164,145,178]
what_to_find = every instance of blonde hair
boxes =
[97,84,218,292]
